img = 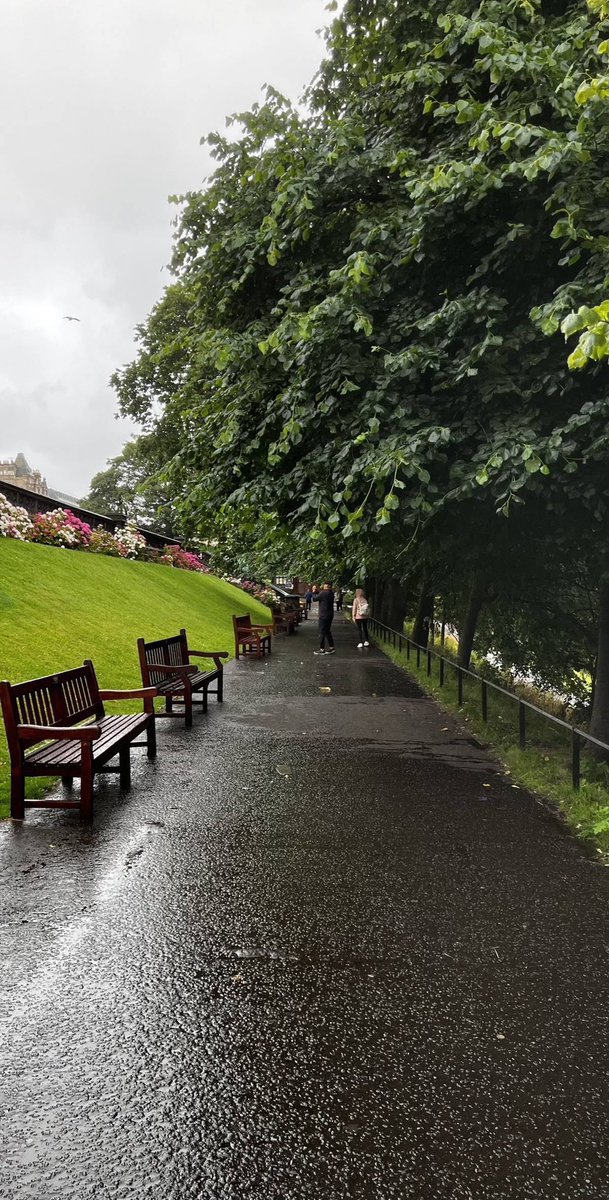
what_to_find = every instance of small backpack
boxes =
[359,601,370,618]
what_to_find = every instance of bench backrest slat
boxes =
[138,630,188,687]
[233,615,253,634]
[0,663,104,753]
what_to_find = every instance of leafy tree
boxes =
[112,0,609,746]
[82,436,179,534]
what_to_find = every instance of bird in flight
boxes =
[63,315,81,322]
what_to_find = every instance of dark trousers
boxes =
[319,616,334,648]
[356,619,369,642]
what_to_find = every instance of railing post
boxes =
[457,667,463,706]
[519,701,526,750]
[398,633,403,652]
[416,645,421,669]
[572,731,581,790]
[439,656,445,687]
[481,679,488,722]
[406,639,411,660]
[427,649,432,676]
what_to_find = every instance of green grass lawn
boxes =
[0,539,271,818]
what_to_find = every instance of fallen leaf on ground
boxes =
[275,764,291,777]
[319,686,332,694]
[482,783,491,788]
[496,1032,506,1040]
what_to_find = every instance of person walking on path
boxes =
[313,582,335,655]
[305,586,314,613]
[352,587,371,647]
[336,588,344,611]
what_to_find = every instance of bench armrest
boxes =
[250,625,273,634]
[18,724,101,743]
[100,687,157,713]
[99,687,158,700]
[144,664,195,677]
[188,651,229,659]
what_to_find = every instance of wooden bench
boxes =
[233,614,272,659]
[138,628,228,728]
[0,662,157,821]
[271,608,296,635]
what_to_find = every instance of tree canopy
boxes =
[111,0,609,744]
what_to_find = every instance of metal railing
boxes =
[370,617,609,790]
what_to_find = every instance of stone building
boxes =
[0,453,48,495]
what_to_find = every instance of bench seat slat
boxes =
[25,714,149,768]
[154,669,219,695]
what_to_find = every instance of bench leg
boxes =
[146,715,157,759]
[165,696,173,714]
[10,773,25,820]
[62,776,74,790]
[217,672,224,703]
[80,750,94,822]
[184,690,193,728]
[119,745,131,790]
[202,688,208,714]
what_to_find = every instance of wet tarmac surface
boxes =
[1,616,609,1198]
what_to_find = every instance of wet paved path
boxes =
[1,617,609,1199]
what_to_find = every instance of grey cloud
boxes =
[0,0,331,495]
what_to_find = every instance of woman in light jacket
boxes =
[352,588,370,648]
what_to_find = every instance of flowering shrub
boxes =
[89,527,120,556]
[227,577,274,606]
[0,496,216,580]
[256,588,277,606]
[159,544,209,572]
[31,508,92,549]
[0,495,34,540]
[233,579,259,595]
[115,520,147,560]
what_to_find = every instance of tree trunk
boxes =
[589,577,609,759]
[412,580,434,647]
[384,578,408,632]
[458,576,488,669]
[375,577,389,625]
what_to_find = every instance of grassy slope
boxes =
[0,539,271,817]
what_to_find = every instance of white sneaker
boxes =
[357,643,363,648]
[363,641,369,647]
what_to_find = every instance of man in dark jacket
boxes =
[313,582,335,655]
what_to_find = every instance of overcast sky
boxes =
[0,0,332,498]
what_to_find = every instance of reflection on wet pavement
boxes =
[1,617,609,1198]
